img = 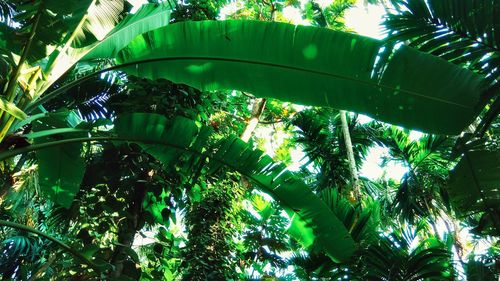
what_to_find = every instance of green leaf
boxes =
[164,267,174,281]
[385,0,500,87]
[83,3,171,60]
[142,192,169,225]
[189,183,202,203]
[45,0,91,14]
[71,0,125,48]
[114,113,199,166]
[38,3,171,99]
[287,211,315,249]
[33,113,86,208]
[447,150,500,235]
[0,97,27,120]
[81,244,100,260]
[116,20,486,134]
[114,113,356,262]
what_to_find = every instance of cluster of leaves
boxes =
[0,0,498,280]
[240,193,291,279]
[371,127,455,224]
[290,108,375,192]
[183,176,246,280]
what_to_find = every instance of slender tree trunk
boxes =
[240,98,267,142]
[240,98,266,190]
[339,110,360,201]
[438,210,466,266]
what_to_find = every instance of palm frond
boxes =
[373,126,454,224]
[291,109,376,191]
[384,0,500,135]
[385,0,499,86]
[0,0,15,25]
[362,229,454,281]
[466,249,500,281]
[447,150,500,236]
[0,234,42,278]
[44,71,126,121]
[319,188,380,243]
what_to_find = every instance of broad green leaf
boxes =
[287,211,315,249]
[39,3,171,97]
[116,20,486,134]
[36,140,84,209]
[114,113,199,166]
[23,128,87,139]
[0,97,27,120]
[83,3,171,60]
[448,150,500,235]
[33,113,86,208]
[71,0,125,48]
[208,136,355,261]
[114,113,356,262]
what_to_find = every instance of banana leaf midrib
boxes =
[115,20,486,134]
[25,55,474,115]
[0,133,318,201]
[0,131,356,261]
[118,56,475,109]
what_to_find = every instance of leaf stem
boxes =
[4,3,43,101]
[0,219,101,271]
[0,1,44,140]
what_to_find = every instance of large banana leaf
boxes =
[31,111,86,208]
[448,150,500,235]
[45,0,124,48]
[82,3,171,60]
[113,113,355,262]
[3,113,356,261]
[115,20,486,135]
[38,3,171,96]
[385,0,500,87]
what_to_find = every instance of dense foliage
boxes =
[0,0,498,280]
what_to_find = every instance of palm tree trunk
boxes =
[240,98,267,142]
[339,110,360,201]
[240,98,266,192]
[438,210,466,266]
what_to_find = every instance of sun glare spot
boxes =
[302,44,318,59]
[350,38,357,51]
[186,63,213,74]
[282,6,310,25]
